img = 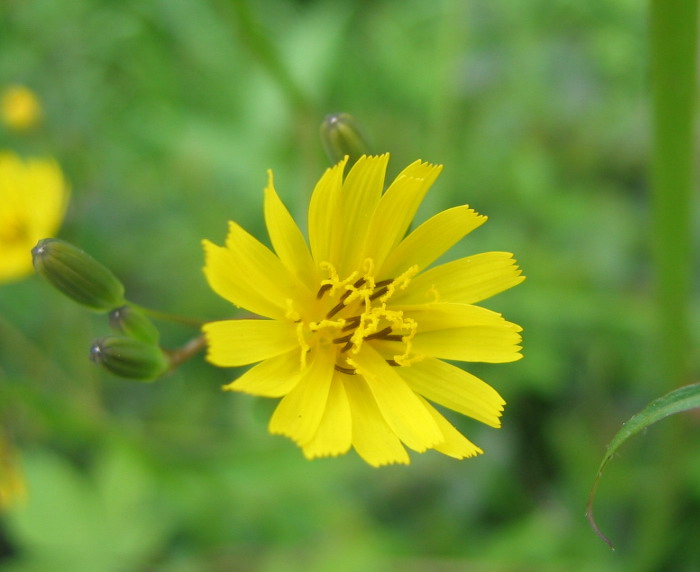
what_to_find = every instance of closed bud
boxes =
[320,113,372,165]
[90,336,169,381]
[32,238,125,311]
[109,306,160,344]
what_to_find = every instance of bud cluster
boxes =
[32,238,169,381]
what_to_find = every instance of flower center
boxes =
[300,260,419,375]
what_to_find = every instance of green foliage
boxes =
[1,0,698,569]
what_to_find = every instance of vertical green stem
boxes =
[637,0,697,567]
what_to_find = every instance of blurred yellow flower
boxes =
[202,155,524,466]
[0,434,26,511]
[0,152,68,283]
[1,85,42,131]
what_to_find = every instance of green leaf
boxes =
[586,382,700,549]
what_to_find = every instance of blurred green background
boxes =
[1,0,699,570]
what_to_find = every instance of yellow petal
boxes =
[225,221,311,309]
[378,206,487,280]
[351,345,443,452]
[395,252,525,305]
[399,357,505,427]
[222,348,304,397]
[0,153,68,282]
[343,375,409,467]
[308,158,347,265]
[263,171,318,290]
[302,374,352,459]
[362,160,442,270]
[336,154,389,275]
[418,397,483,459]
[412,321,523,363]
[268,349,335,445]
[400,302,517,332]
[203,240,285,320]
[203,319,298,367]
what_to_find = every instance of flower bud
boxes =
[109,306,160,345]
[320,112,372,165]
[32,238,125,311]
[90,336,169,381]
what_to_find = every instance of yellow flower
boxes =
[0,152,68,283]
[1,85,42,131]
[0,434,27,511]
[202,155,524,466]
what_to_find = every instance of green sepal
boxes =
[32,238,125,312]
[320,112,372,165]
[109,306,160,344]
[90,335,169,381]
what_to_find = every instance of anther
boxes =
[317,283,332,299]
[363,326,393,341]
[341,316,361,331]
[369,286,388,301]
[332,333,353,345]
[334,364,356,375]
[326,301,346,319]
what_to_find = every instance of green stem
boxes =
[636,0,698,567]
[228,0,311,115]
[166,335,207,369]
[128,302,206,328]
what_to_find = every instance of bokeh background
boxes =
[1,0,698,570]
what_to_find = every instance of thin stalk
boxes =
[635,0,698,567]
[128,302,206,328]
[228,0,311,115]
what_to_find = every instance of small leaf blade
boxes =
[586,382,700,548]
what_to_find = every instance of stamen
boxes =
[341,316,361,331]
[369,286,388,301]
[326,278,367,318]
[334,364,356,375]
[326,301,346,319]
[374,278,393,288]
[363,326,393,341]
[316,283,332,299]
[384,334,404,342]
[386,359,399,366]
[332,333,353,345]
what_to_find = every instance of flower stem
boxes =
[128,302,205,328]
[166,335,207,369]
[635,0,698,567]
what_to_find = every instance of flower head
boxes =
[0,152,68,283]
[202,155,524,466]
[1,85,42,131]
[0,433,26,511]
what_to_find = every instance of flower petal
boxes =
[203,319,298,367]
[225,221,311,310]
[343,374,409,467]
[302,374,353,459]
[222,348,304,397]
[412,320,523,363]
[350,345,443,452]
[418,397,484,459]
[268,348,335,445]
[308,158,347,265]
[264,171,318,290]
[336,154,389,274]
[362,160,442,270]
[203,240,284,320]
[399,357,505,427]
[399,302,516,332]
[395,252,525,305]
[378,205,487,280]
